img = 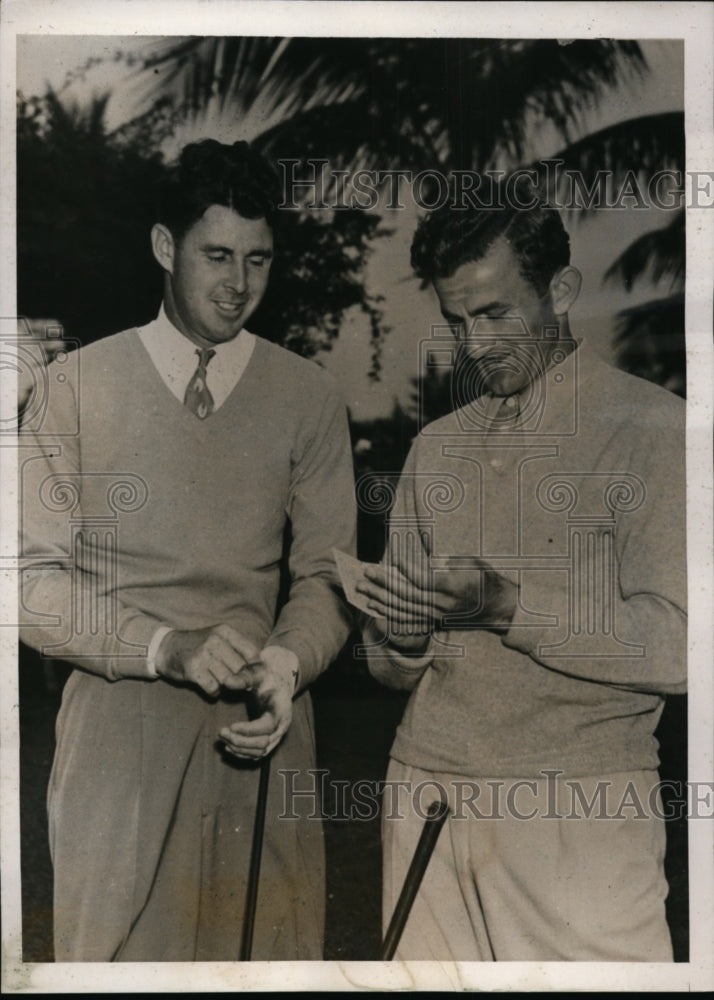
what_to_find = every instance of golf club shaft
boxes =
[381,797,451,960]
[240,753,271,960]
[239,671,273,962]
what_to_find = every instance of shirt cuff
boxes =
[362,616,436,665]
[146,625,174,678]
[261,644,300,694]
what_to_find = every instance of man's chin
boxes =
[457,357,527,400]
[201,320,244,344]
[482,374,527,397]
[477,352,546,397]
[454,347,530,398]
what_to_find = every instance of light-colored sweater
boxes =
[19,327,356,690]
[367,344,687,779]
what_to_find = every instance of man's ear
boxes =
[151,224,176,274]
[549,265,582,316]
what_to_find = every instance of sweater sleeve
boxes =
[266,382,357,690]
[18,365,164,681]
[502,424,687,696]
[362,440,438,690]
[362,616,435,691]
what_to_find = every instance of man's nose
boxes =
[223,259,247,293]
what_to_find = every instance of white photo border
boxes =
[1,0,712,992]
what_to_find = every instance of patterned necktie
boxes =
[184,348,216,419]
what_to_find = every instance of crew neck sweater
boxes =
[367,345,687,779]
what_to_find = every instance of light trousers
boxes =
[383,760,673,962]
[49,671,324,962]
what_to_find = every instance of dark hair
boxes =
[410,191,570,296]
[157,139,282,240]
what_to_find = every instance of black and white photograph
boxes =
[1,0,713,992]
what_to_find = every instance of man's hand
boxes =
[219,645,298,760]
[154,624,261,697]
[357,563,433,655]
[357,552,519,639]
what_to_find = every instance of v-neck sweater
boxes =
[20,327,356,689]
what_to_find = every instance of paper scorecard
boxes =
[332,548,382,619]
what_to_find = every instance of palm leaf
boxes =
[126,37,648,173]
[131,37,372,125]
[612,293,685,396]
[435,39,647,168]
[538,111,684,215]
[253,102,445,201]
[604,208,684,291]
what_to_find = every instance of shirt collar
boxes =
[137,304,256,408]
[151,302,249,360]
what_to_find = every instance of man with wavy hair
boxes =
[359,194,686,961]
[19,140,356,961]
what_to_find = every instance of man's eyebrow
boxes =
[201,243,233,254]
[441,301,508,321]
[200,244,273,257]
[467,301,508,317]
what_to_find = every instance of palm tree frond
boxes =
[130,37,651,173]
[541,111,684,216]
[604,208,685,291]
[439,39,648,168]
[613,293,685,396]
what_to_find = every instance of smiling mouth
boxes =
[213,299,247,315]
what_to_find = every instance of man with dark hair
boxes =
[359,196,686,961]
[19,139,356,961]
[157,138,283,238]
[410,197,571,296]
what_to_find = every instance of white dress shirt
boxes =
[137,304,256,410]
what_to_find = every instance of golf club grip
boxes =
[240,755,271,960]
[381,798,451,960]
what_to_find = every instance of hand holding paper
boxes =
[332,548,383,618]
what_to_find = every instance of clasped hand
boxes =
[155,625,296,759]
[356,546,518,649]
